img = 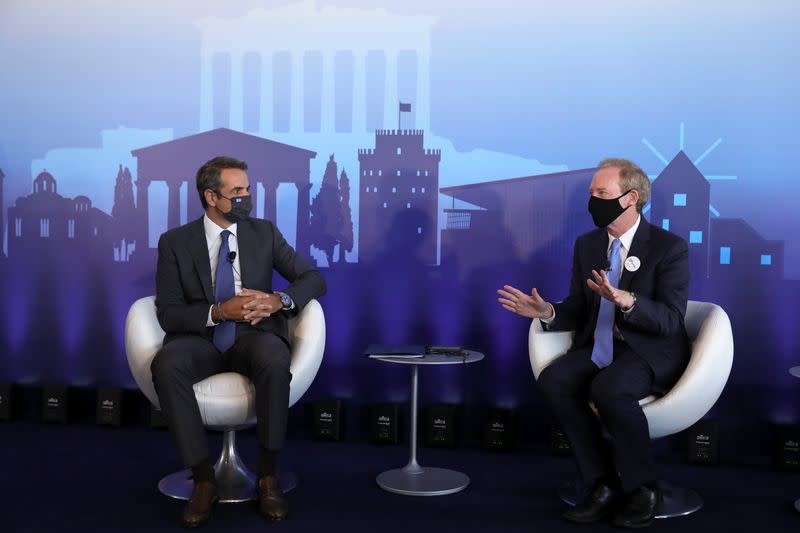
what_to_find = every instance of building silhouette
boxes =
[0,167,5,260]
[358,129,440,265]
[130,128,317,259]
[7,171,112,260]
[649,151,711,294]
[709,218,783,281]
[195,2,437,134]
[440,168,596,281]
[650,151,784,292]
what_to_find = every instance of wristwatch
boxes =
[277,292,293,310]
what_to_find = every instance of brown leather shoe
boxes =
[257,475,288,521]
[181,480,218,528]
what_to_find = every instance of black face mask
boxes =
[214,192,252,224]
[587,190,632,228]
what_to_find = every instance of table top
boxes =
[368,350,484,366]
[790,366,800,378]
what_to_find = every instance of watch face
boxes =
[280,293,291,307]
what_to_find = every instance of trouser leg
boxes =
[228,332,292,452]
[151,336,225,468]
[589,349,656,492]
[537,349,613,488]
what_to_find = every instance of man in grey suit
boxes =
[152,156,326,527]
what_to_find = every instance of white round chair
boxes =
[529,300,733,518]
[125,296,325,503]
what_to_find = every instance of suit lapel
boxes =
[188,218,214,303]
[618,217,651,291]
[590,230,610,311]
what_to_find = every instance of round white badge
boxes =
[625,256,641,272]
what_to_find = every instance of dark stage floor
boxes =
[1,422,798,532]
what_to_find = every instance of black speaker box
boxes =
[0,383,13,421]
[423,404,456,448]
[687,420,720,465]
[483,408,515,451]
[42,386,68,424]
[312,399,345,441]
[96,388,123,426]
[772,423,800,471]
[548,423,572,455]
[370,403,400,444]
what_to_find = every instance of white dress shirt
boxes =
[204,214,242,326]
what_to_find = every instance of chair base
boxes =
[559,480,703,518]
[158,429,297,503]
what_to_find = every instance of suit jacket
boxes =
[155,216,326,346]
[549,217,690,387]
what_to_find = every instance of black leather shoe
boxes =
[257,475,288,521]
[612,485,660,528]
[181,480,218,528]
[563,483,619,523]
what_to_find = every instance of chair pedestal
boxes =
[158,430,298,503]
[559,480,703,519]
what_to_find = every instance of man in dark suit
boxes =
[498,158,689,528]
[152,156,326,527]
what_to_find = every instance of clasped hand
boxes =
[219,288,282,325]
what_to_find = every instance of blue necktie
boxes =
[591,238,622,369]
[213,230,236,352]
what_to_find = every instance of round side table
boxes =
[370,350,484,496]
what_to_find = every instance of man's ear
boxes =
[628,189,639,209]
[204,189,217,208]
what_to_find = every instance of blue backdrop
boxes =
[1,1,798,446]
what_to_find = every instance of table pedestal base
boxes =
[377,465,469,496]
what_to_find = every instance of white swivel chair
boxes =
[529,300,733,518]
[125,296,325,503]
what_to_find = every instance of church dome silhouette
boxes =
[74,195,92,213]
[33,170,57,194]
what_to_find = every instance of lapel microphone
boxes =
[602,259,611,271]
[225,251,242,279]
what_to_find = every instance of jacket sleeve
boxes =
[155,233,210,334]
[270,223,327,314]
[621,237,689,337]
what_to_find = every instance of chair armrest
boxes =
[528,319,575,379]
[287,299,326,407]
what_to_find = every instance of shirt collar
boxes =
[203,214,237,244]
[608,214,640,252]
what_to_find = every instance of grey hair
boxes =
[597,158,650,212]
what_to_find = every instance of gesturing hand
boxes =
[496,285,554,319]
[586,270,634,309]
